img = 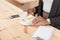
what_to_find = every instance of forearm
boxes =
[47,16,60,29]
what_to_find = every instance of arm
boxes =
[49,16,60,29]
[34,0,43,16]
[16,0,37,4]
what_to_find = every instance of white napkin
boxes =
[32,26,55,40]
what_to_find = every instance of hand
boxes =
[27,8,35,15]
[32,16,50,26]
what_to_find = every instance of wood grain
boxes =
[0,0,60,40]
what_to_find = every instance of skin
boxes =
[27,8,50,26]
[26,0,50,26]
[32,16,50,26]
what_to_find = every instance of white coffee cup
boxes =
[19,11,35,25]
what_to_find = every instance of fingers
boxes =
[32,16,49,26]
[32,17,38,24]
[27,9,33,14]
[32,16,42,24]
[32,21,49,26]
[27,8,35,15]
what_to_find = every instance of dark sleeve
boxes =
[50,16,60,30]
[34,0,43,16]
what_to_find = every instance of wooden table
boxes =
[0,0,60,40]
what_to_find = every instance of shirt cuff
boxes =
[47,19,51,24]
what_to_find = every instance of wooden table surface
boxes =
[0,0,60,40]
